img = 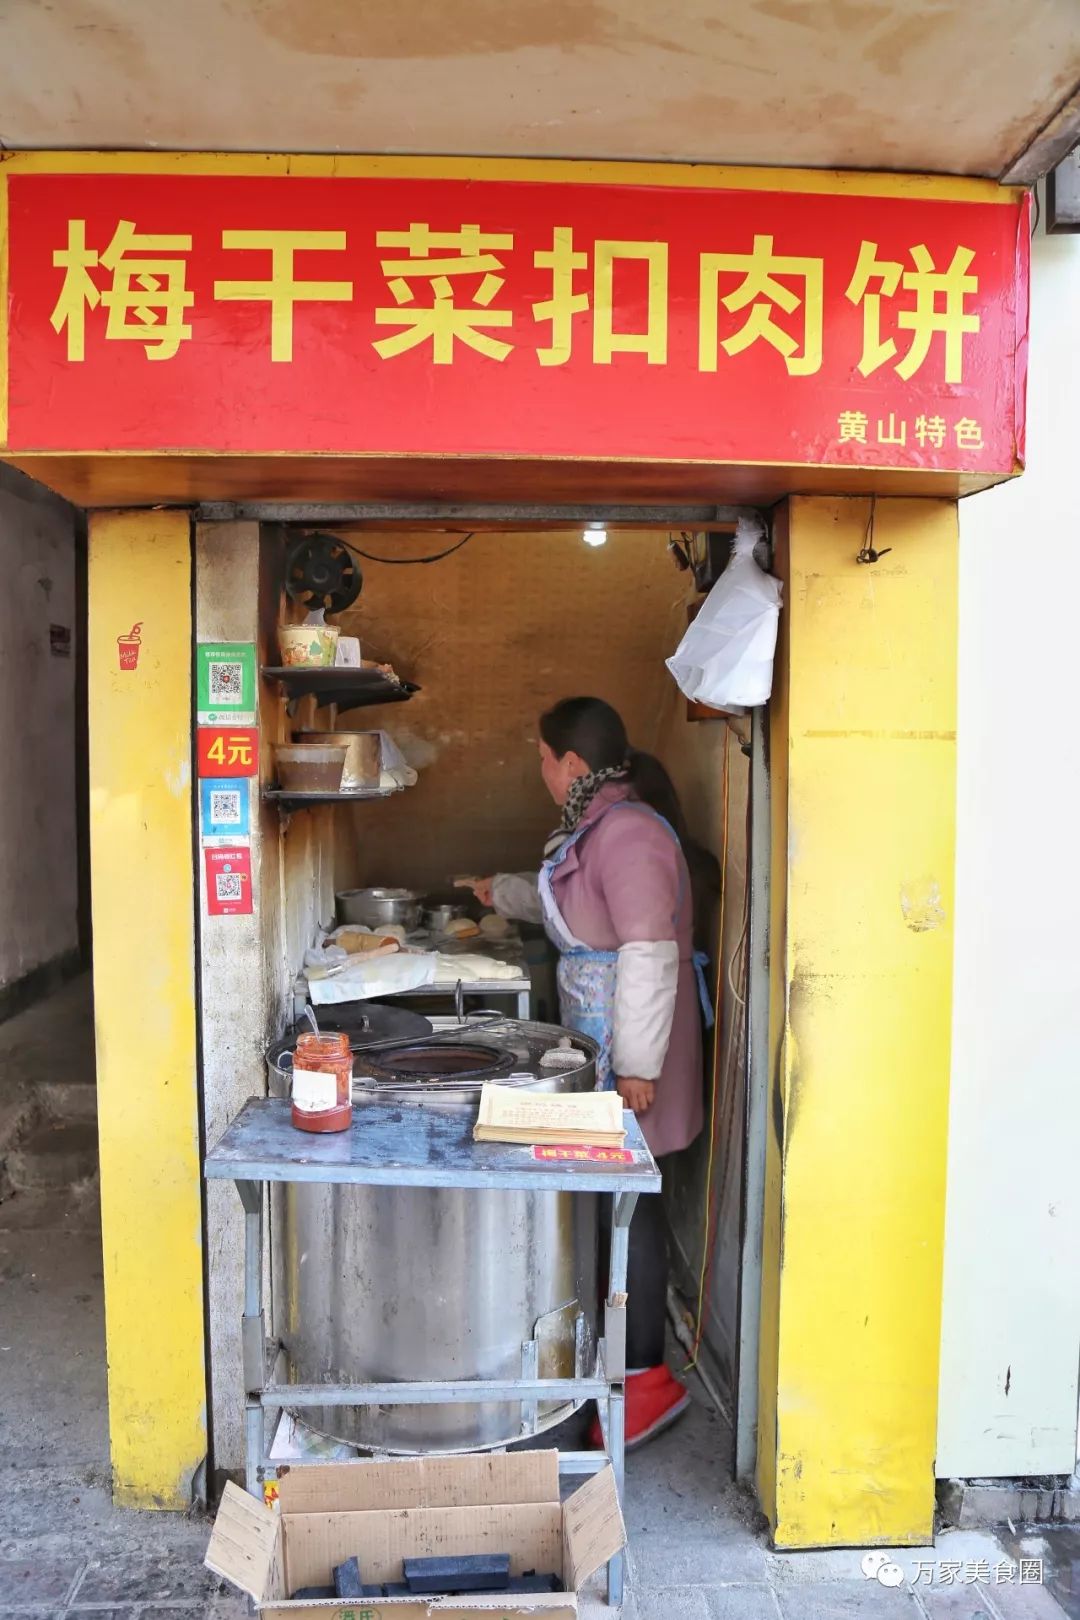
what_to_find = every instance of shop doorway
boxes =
[199,513,769,1494]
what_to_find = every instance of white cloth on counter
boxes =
[611,940,680,1080]
[433,952,526,984]
[491,871,543,925]
[308,951,437,1004]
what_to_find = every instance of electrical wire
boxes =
[332,531,476,567]
[683,724,730,1373]
[727,888,751,1009]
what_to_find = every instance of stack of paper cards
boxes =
[474,1083,626,1147]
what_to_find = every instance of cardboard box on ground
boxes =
[205,1451,626,1618]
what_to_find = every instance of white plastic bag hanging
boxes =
[666,516,782,709]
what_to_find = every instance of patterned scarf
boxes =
[543,764,629,859]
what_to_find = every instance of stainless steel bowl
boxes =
[423,902,467,933]
[336,887,421,930]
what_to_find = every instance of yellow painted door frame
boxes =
[89,509,206,1508]
[757,495,958,1547]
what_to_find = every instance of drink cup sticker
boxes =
[117,623,142,671]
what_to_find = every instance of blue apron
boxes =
[537,800,714,1091]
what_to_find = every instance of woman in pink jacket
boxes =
[469,697,708,1448]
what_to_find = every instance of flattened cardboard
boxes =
[277,1452,560,1516]
[205,1481,283,1602]
[562,1469,626,1591]
[283,1503,562,1594]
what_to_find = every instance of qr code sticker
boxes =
[209,661,244,703]
[215,872,243,902]
[210,790,242,825]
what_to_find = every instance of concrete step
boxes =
[5,1120,99,1193]
[38,1078,98,1124]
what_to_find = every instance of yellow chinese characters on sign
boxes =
[835,410,985,452]
[592,241,668,365]
[532,227,589,366]
[373,224,514,363]
[214,231,352,362]
[39,209,990,405]
[700,235,824,376]
[51,219,194,361]
[529,227,668,365]
[845,241,980,383]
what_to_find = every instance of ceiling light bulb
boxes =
[583,527,608,547]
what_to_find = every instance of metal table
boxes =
[205,1097,661,1606]
[394,937,532,1019]
[392,972,531,1019]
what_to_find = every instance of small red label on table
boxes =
[532,1145,634,1165]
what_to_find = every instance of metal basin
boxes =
[274,1018,600,1453]
[336,886,421,930]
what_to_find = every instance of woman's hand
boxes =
[616,1077,656,1115]
[455,876,495,908]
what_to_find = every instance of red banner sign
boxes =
[3,171,1028,473]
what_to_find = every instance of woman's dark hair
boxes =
[626,749,689,842]
[538,700,685,823]
[540,698,721,950]
[630,748,722,956]
[539,697,629,773]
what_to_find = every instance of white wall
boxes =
[938,206,1080,1478]
[0,466,78,993]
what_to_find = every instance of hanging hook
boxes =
[856,495,892,564]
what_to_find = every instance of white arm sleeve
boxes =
[611,940,680,1081]
[491,872,544,925]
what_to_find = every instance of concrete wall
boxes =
[937,209,1080,1478]
[0,465,79,1002]
[3,3,1076,180]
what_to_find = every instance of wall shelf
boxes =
[261,666,419,712]
[263,786,404,807]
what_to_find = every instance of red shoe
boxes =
[588,1366,692,1452]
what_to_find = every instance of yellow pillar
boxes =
[757,495,958,1548]
[89,509,206,1507]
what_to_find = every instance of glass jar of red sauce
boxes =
[291,1031,353,1133]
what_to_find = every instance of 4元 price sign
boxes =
[1,161,1028,474]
